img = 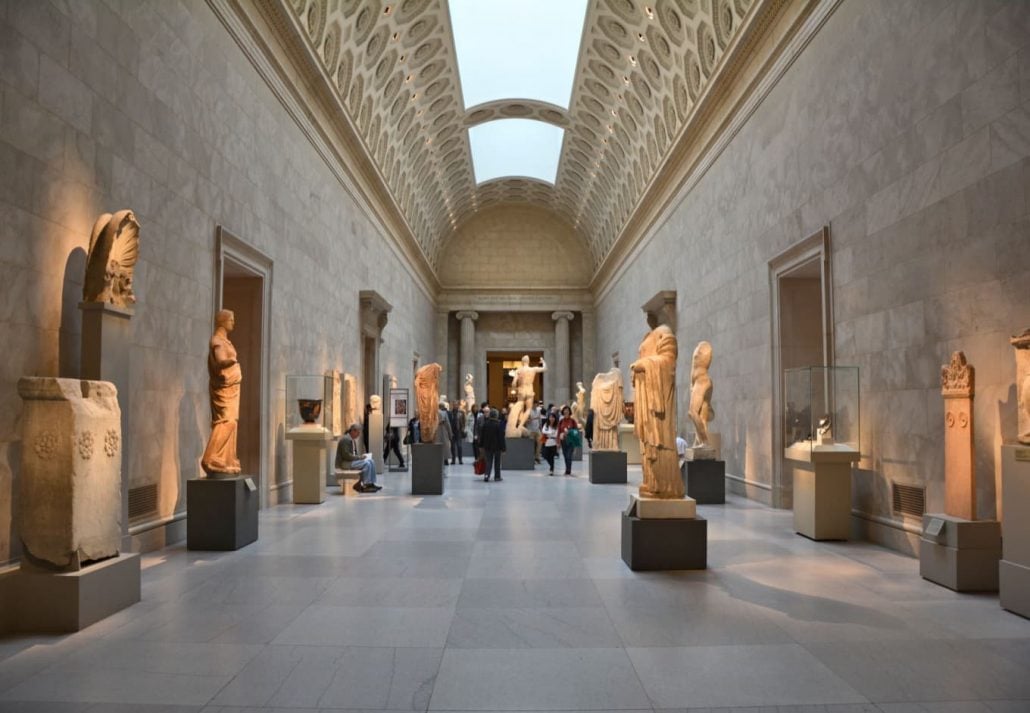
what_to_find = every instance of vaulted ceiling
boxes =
[280,0,769,272]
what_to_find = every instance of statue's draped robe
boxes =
[591,370,623,451]
[202,334,242,474]
[633,326,683,498]
[414,364,441,443]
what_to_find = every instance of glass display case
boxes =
[784,366,859,461]
[285,374,334,432]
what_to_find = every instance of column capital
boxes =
[551,311,574,322]
[455,310,479,322]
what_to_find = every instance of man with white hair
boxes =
[336,423,380,493]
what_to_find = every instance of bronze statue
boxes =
[201,309,242,475]
[83,210,140,308]
[631,325,683,498]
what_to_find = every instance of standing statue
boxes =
[464,373,476,442]
[1012,329,1030,445]
[506,355,547,436]
[414,363,442,443]
[571,382,586,423]
[590,368,624,451]
[687,341,715,450]
[83,209,140,308]
[631,325,683,499]
[201,309,242,475]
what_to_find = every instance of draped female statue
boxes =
[201,309,242,475]
[590,369,624,451]
[631,325,683,498]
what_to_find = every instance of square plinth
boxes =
[683,459,726,504]
[1001,445,1030,566]
[9,553,141,633]
[630,494,697,519]
[502,437,536,470]
[621,513,707,571]
[287,435,330,504]
[411,443,444,495]
[1000,560,1030,619]
[187,476,259,551]
[793,460,852,541]
[589,450,627,484]
[919,514,1001,592]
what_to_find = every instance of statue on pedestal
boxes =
[83,209,140,308]
[414,363,442,444]
[632,325,683,499]
[590,368,624,451]
[201,309,242,475]
[687,341,715,456]
[506,355,546,437]
[1012,329,1030,445]
[571,382,586,423]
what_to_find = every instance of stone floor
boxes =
[1,461,1028,712]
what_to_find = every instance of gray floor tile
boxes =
[447,607,623,648]
[317,576,464,607]
[272,605,455,647]
[456,578,604,608]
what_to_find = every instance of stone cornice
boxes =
[592,0,839,303]
[437,287,593,313]
[207,0,440,299]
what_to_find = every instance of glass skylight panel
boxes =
[449,0,588,109]
[468,119,564,185]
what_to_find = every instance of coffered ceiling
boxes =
[276,0,774,272]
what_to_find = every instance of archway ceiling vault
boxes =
[284,0,763,273]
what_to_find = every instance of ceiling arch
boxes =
[281,0,766,271]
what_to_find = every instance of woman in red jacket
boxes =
[556,405,579,476]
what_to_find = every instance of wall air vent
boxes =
[128,483,158,520]
[891,482,925,518]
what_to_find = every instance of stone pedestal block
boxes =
[618,424,641,464]
[7,553,140,633]
[412,443,444,495]
[17,377,122,570]
[573,446,583,461]
[793,448,859,540]
[369,411,385,474]
[1000,444,1030,616]
[683,459,725,504]
[621,513,707,571]
[461,440,474,458]
[187,476,259,550]
[287,426,331,504]
[589,450,627,484]
[502,437,536,470]
[919,514,1001,592]
[630,494,697,519]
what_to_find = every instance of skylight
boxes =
[449,0,588,110]
[468,119,564,185]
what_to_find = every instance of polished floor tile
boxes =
[0,461,1027,712]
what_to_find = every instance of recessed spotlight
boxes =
[383,5,392,15]
[392,32,399,41]
[645,6,654,19]
[405,74,414,82]
[622,76,630,84]
[628,55,637,65]
[637,33,646,42]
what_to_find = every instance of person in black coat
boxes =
[479,408,506,482]
[585,409,595,449]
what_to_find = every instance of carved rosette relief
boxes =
[104,428,120,458]
[941,351,974,398]
[77,431,95,460]
[33,431,57,461]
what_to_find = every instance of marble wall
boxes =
[0,0,435,562]
[595,0,1030,552]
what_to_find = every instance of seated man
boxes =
[336,423,380,492]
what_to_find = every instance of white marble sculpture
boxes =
[18,377,122,570]
[414,363,442,443]
[1013,329,1030,445]
[83,209,139,308]
[572,382,586,423]
[506,355,547,437]
[590,368,624,451]
[686,341,716,459]
[632,325,684,499]
[464,374,476,441]
[370,394,382,413]
[201,309,242,475]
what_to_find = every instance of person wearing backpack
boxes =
[557,405,580,476]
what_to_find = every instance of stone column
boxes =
[552,311,574,406]
[941,351,975,519]
[581,309,596,386]
[456,311,478,402]
[435,310,449,392]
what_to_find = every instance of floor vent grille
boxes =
[128,483,159,520]
[892,482,925,518]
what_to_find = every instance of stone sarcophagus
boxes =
[18,377,122,570]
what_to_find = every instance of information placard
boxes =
[389,388,409,428]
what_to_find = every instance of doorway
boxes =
[216,227,272,507]
[486,351,544,408]
[769,227,833,508]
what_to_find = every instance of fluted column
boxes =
[456,311,478,401]
[552,311,574,406]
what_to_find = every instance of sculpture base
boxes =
[589,450,627,484]
[411,443,444,495]
[502,437,536,470]
[462,441,475,458]
[1000,560,1030,619]
[683,459,725,504]
[629,493,697,519]
[573,446,583,461]
[1000,444,1030,616]
[618,424,641,464]
[621,513,707,571]
[4,553,141,633]
[919,514,1001,592]
[793,450,858,540]
[685,447,717,461]
[187,476,259,551]
[286,427,331,504]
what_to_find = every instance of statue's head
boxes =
[692,340,713,368]
[370,394,382,410]
[215,309,235,332]
[521,355,530,366]
[466,373,473,382]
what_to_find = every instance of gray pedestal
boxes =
[187,476,259,550]
[5,553,141,633]
[919,514,1001,592]
[619,424,641,465]
[1000,444,1030,617]
[683,459,725,504]
[370,411,385,474]
[589,450,627,484]
[462,440,474,458]
[573,446,583,461]
[621,512,707,571]
[792,448,859,540]
[411,443,444,495]
[502,437,536,470]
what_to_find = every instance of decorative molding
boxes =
[642,290,677,331]
[941,351,974,398]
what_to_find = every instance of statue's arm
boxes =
[211,340,237,368]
